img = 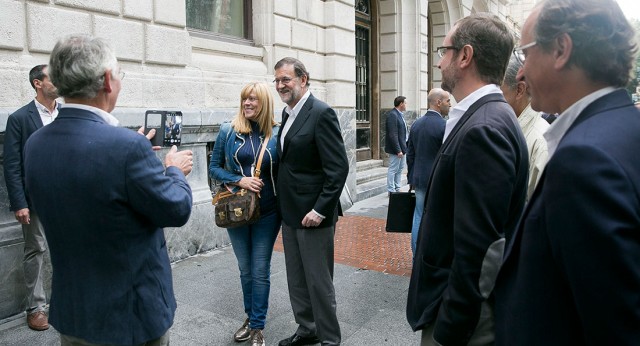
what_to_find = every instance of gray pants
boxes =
[22,212,47,313]
[420,301,495,346]
[282,222,341,346]
[60,332,170,346]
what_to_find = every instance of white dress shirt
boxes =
[34,98,59,126]
[60,103,120,127]
[443,84,503,142]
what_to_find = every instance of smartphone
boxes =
[144,110,182,147]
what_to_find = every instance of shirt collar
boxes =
[443,84,502,142]
[60,103,120,127]
[543,87,616,159]
[285,90,311,118]
[34,98,58,115]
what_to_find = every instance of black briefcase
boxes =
[385,191,416,233]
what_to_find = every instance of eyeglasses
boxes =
[273,77,297,85]
[513,41,537,64]
[436,46,459,58]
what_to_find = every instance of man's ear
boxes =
[300,74,308,88]
[554,33,573,70]
[103,71,113,93]
[33,79,43,90]
[459,44,474,69]
[515,81,527,99]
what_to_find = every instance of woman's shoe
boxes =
[233,318,251,342]
[250,329,265,346]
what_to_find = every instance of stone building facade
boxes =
[0,0,524,324]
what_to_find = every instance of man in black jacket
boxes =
[3,64,59,331]
[407,13,528,346]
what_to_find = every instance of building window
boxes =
[186,0,252,41]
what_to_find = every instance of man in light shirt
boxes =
[500,55,549,201]
[495,0,640,344]
[407,13,528,346]
[3,64,59,331]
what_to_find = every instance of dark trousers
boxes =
[282,222,341,346]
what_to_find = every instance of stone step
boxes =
[356,159,384,171]
[356,166,388,185]
[355,175,408,202]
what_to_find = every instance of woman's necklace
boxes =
[249,133,263,177]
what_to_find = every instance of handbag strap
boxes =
[253,136,270,178]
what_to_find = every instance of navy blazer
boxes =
[495,89,640,345]
[3,100,45,211]
[276,94,348,229]
[23,108,192,345]
[406,110,446,189]
[407,94,528,345]
[384,108,407,155]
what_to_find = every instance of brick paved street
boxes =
[274,214,414,277]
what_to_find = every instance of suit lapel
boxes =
[27,101,44,129]
[282,94,314,156]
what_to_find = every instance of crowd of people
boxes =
[3,0,640,345]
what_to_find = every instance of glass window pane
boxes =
[186,0,245,38]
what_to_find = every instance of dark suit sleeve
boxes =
[544,145,640,343]
[434,125,517,345]
[386,112,401,154]
[125,136,192,227]
[314,107,348,217]
[3,114,28,211]
[406,126,416,184]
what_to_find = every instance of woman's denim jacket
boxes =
[209,122,280,195]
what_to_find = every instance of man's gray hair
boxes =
[503,55,522,90]
[49,34,118,99]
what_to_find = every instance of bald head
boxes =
[427,88,451,116]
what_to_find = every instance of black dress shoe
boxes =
[278,333,320,346]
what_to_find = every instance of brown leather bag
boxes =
[212,135,269,228]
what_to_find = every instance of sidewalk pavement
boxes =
[0,191,420,345]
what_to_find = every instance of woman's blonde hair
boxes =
[231,82,277,137]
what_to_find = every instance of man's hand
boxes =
[15,208,30,225]
[165,146,193,176]
[397,152,404,158]
[137,126,161,151]
[301,211,323,228]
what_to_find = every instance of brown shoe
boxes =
[27,311,49,331]
[234,318,250,342]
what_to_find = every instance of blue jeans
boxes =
[387,154,406,192]
[227,210,281,329]
[411,188,426,257]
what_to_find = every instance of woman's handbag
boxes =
[212,135,269,228]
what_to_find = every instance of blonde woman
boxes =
[209,82,280,346]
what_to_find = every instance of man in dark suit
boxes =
[23,34,194,346]
[495,1,640,344]
[407,13,528,346]
[274,57,348,346]
[3,64,59,331]
[385,96,408,192]
[406,88,448,256]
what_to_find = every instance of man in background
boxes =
[407,13,528,346]
[385,96,408,193]
[406,88,448,256]
[24,34,193,345]
[3,64,59,331]
[500,55,549,201]
[495,0,640,344]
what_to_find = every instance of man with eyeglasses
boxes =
[274,57,348,346]
[23,34,194,346]
[495,0,640,344]
[3,64,59,331]
[500,55,549,202]
[407,13,528,346]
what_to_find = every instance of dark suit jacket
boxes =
[384,108,407,155]
[406,110,446,189]
[23,108,192,345]
[276,94,348,229]
[3,100,44,211]
[495,89,640,345]
[407,94,528,345]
